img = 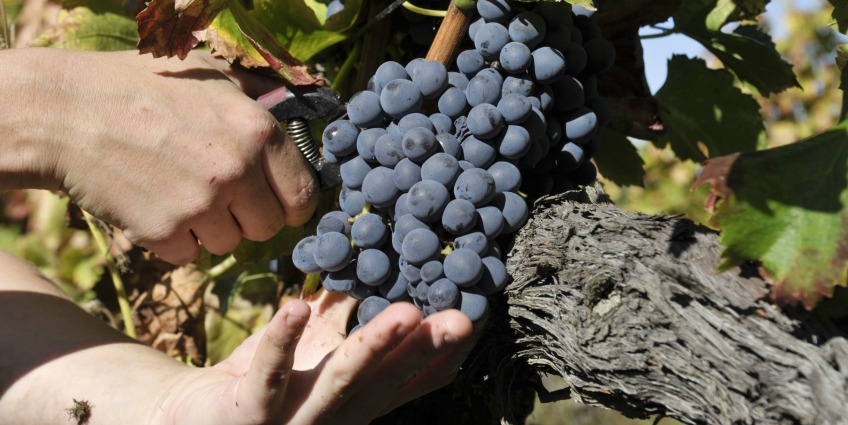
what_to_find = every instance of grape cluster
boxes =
[293,0,614,331]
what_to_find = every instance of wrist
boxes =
[0,48,71,191]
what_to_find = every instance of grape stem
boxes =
[425,1,475,66]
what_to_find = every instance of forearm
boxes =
[0,251,190,424]
[0,48,66,191]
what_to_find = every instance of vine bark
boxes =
[378,187,848,425]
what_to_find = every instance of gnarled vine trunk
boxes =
[377,187,848,425]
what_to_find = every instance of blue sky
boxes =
[638,0,834,93]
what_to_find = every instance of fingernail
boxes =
[443,333,458,344]
[286,310,309,328]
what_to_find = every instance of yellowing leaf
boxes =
[34,6,138,50]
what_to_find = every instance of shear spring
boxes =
[286,118,322,167]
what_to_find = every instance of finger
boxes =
[335,309,474,418]
[126,228,201,265]
[191,210,243,255]
[236,300,311,421]
[263,131,319,227]
[299,303,422,417]
[229,169,286,242]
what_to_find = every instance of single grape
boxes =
[460,136,497,169]
[401,228,441,265]
[487,161,522,193]
[421,153,461,188]
[501,75,535,97]
[436,133,462,158]
[438,87,470,119]
[509,11,546,47]
[453,231,489,256]
[491,191,529,234]
[415,281,431,303]
[530,46,566,84]
[407,180,451,222]
[475,205,504,239]
[380,79,423,119]
[351,213,388,249]
[467,103,505,139]
[357,296,391,325]
[397,112,435,135]
[476,0,513,23]
[459,287,489,323]
[430,113,454,135]
[420,260,445,284]
[428,278,460,310]
[322,211,352,233]
[477,256,509,295]
[374,132,405,168]
[551,76,585,113]
[447,72,470,90]
[313,231,353,272]
[292,236,322,274]
[496,125,532,159]
[564,42,587,76]
[340,155,372,190]
[536,1,573,30]
[565,108,597,141]
[497,93,532,124]
[557,142,584,170]
[444,248,483,287]
[356,249,391,286]
[378,271,410,302]
[466,73,502,107]
[393,158,422,192]
[347,90,385,128]
[339,186,366,217]
[361,166,400,208]
[401,127,438,162]
[356,128,387,163]
[499,42,532,74]
[400,258,422,283]
[457,49,485,76]
[454,168,496,206]
[350,281,379,300]
[317,216,346,236]
[411,59,449,100]
[322,120,359,156]
[441,198,478,235]
[323,264,358,293]
[373,61,408,94]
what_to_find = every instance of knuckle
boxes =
[284,176,319,225]
[245,217,284,242]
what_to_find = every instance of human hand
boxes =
[150,292,476,424]
[28,48,318,264]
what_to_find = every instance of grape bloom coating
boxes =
[292,0,615,331]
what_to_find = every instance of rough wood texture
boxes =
[499,188,848,424]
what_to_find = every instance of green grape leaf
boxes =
[246,0,360,62]
[594,129,645,187]
[832,0,848,34]
[232,225,305,265]
[654,55,763,162]
[33,6,138,50]
[673,0,798,96]
[694,122,848,309]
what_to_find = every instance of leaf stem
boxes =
[207,254,238,282]
[82,210,136,339]
[402,1,447,17]
[331,41,362,93]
